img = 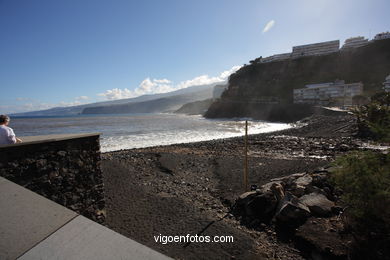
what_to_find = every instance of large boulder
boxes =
[237,191,257,205]
[234,170,338,230]
[295,217,351,259]
[234,189,278,225]
[299,192,335,217]
[274,192,311,227]
[246,192,278,223]
[295,175,313,187]
[258,180,283,193]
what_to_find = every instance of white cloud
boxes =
[59,101,84,106]
[1,102,53,114]
[75,96,89,100]
[262,20,275,33]
[97,78,177,100]
[4,66,243,113]
[97,88,133,100]
[153,79,171,84]
[176,66,241,89]
[98,65,242,101]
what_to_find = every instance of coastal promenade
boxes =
[0,176,171,260]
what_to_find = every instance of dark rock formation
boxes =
[299,192,334,217]
[295,217,352,259]
[233,169,351,259]
[274,192,311,228]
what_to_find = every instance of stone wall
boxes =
[0,133,105,223]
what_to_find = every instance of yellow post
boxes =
[244,120,248,191]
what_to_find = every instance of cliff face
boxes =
[174,99,214,115]
[205,39,390,122]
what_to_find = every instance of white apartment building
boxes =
[341,36,369,50]
[257,31,388,64]
[293,80,363,105]
[384,75,390,92]
[291,40,340,58]
[261,53,291,63]
[374,32,390,41]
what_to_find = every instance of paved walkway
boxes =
[0,177,171,260]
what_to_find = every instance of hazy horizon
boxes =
[1,0,389,114]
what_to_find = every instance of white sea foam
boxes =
[101,120,292,152]
[10,114,292,153]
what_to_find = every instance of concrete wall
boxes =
[0,133,105,224]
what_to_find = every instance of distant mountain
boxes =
[82,88,214,114]
[11,82,223,116]
[174,99,214,115]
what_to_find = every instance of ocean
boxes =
[9,114,292,152]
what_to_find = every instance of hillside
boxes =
[174,99,214,115]
[11,83,218,116]
[205,39,390,122]
[82,88,213,114]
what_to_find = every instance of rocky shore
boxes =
[101,114,368,259]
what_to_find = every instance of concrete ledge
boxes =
[0,177,78,260]
[0,133,101,149]
[0,177,171,260]
[19,216,172,260]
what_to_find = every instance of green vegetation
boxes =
[354,92,390,142]
[332,151,390,226]
[331,150,390,258]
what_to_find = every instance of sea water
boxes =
[10,114,292,152]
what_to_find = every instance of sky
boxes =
[0,0,389,113]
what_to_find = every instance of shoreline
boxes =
[101,113,350,154]
[100,119,293,153]
[101,114,359,259]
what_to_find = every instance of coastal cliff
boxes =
[205,39,390,122]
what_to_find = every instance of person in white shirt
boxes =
[0,115,22,145]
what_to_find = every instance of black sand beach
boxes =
[101,114,359,259]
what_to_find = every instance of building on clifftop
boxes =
[293,80,363,106]
[291,40,340,59]
[341,36,369,50]
[261,52,292,63]
[374,32,390,41]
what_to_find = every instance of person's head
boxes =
[0,115,10,126]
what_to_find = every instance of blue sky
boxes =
[0,0,389,113]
